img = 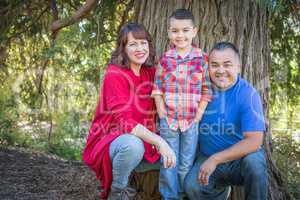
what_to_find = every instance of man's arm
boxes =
[198,131,263,185]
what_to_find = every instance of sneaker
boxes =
[108,186,137,200]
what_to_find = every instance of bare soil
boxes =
[0,146,161,200]
[0,146,99,200]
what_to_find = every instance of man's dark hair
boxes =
[210,42,240,57]
[169,8,195,25]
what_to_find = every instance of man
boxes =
[184,42,268,200]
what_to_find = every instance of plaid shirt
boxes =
[152,47,213,132]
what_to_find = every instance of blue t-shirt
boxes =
[199,76,266,156]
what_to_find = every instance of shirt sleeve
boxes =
[240,89,266,132]
[201,58,213,101]
[103,69,139,133]
[151,62,164,96]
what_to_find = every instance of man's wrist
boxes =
[210,153,223,165]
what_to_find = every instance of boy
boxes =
[152,9,213,199]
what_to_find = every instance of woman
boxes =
[83,23,176,200]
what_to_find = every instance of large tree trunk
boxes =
[130,0,292,199]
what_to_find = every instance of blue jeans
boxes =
[184,149,267,200]
[159,118,198,200]
[109,134,160,189]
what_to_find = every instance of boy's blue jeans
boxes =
[109,134,160,189]
[159,118,198,200]
[184,149,268,200]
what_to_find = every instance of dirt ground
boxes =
[0,146,99,200]
[0,146,161,200]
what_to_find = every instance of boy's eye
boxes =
[224,64,232,68]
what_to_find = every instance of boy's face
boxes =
[168,18,197,52]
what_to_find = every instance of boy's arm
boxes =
[154,95,167,119]
[152,62,167,119]
[194,99,208,122]
[201,58,213,102]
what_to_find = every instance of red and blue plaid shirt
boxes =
[152,47,213,131]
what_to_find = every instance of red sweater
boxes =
[82,64,160,199]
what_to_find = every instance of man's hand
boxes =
[198,157,218,185]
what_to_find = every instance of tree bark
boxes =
[132,0,293,199]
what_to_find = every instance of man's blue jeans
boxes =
[109,134,160,189]
[184,149,268,200]
[159,118,198,200]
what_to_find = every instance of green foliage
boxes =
[0,85,24,146]
[45,110,88,161]
[272,129,300,199]
[269,2,300,198]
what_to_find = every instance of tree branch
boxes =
[51,0,100,36]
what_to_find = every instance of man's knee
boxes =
[184,172,199,197]
[242,149,267,179]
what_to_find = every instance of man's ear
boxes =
[237,63,242,73]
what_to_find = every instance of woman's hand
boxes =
[157,140,176,168]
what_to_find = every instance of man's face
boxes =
[168,18,197,52]
[208,48,240,90]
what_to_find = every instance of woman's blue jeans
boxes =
[109,134,159,189]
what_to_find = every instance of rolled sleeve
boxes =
[201,62,213,101]
[151,63,164,97]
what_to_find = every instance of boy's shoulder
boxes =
[161,47,208,58]
[162,48,176,58]
[193,47,207,58]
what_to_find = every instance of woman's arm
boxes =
[132,124,176,168]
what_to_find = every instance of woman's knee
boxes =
[113,134,145,158]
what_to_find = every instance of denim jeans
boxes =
[159,118,198,200]
[184,149,268,200]
[109,134,142,189]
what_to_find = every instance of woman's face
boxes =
[125,32,149,68]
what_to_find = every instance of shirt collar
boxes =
[165,47,203,60]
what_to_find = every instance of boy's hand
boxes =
[157,140,176,168]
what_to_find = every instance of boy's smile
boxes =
[168,19,197,55]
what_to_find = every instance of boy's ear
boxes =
[193,27,198,37]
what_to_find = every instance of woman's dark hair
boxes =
[110,23,156,68]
